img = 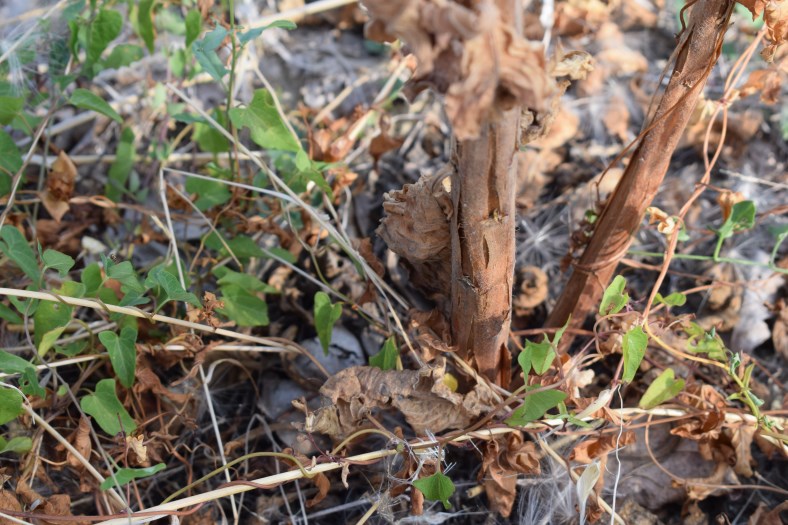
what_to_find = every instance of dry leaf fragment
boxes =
[304,364,493,439]
[480,432,541,517]
[126,435,148,465]
[39,151,77,223]
[362,0,553,139]
[67,416,92,469]
[570,432,636,464]
[0,490,22,525]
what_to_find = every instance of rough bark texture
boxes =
[547,0,735,331]
[451,106,520,385]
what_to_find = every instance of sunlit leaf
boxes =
[639,368,685,409]
[599,275,628,316]
[369,337,399,370]
[229,89,300,152]
[505,389,567,426]
[622,325,648,383]
[412,472,455,510]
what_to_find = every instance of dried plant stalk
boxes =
[547,0,736,330]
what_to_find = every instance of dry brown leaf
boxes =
[685,462,738,501]
[570,431,636,464]
[126,435,148,465]
[728,421,756,477]
[67,416,92,469]
[717,190,746,221]
[410,308,455,362]
[480,434,535,517]
[738,69,782,103]
[134,362,191,405]
[39,151,77,223]
[748,501,788,524]
[362,0,553,139]
[0,490,22,525]
[306,472,331,507]
[303,363,494,439]
[762,0,788,61]
[378,168,453,303]
[772,298,788,360]
[14,482,87,525]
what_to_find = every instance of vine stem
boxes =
[0,287,293,349]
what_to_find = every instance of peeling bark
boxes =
[547,0,735,331]
[451,106,519,385]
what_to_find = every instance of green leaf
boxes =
[639,368,685,409]
[0,96,24,125]
[99,326,137,388]
[505,389,567,426]
[412,472,455,510]
[0,301,23,324]
[215,268,278,294]
[191,25,228,81]
[622,325,648,383]
[81,263,103,296]
[238,20,297,45]
[145,266,200,308]
[137,0,156,53]
[229,89,301,152]
[369,337,398,370]
[20,367,46,398]
[85,8,123,74]
[80,379,136,435]
[42,249,75,277]
[106,127,135,202]
[100,463,165,490]
[0,387,24,425]
[0,226,41,285]
[685,322,727,361]
[718,200,756,240]
[314,291,342,355]
[0,436,33,455]
[518,340,554,376]
[103,44,144,69]
[217,284,269,327]
[205,233,265,259]
[69,88,122,123]
[653,292,686,307]
[185,175,231,210]
[185,10,202,48]
[106,260,145,294]
[0,130,23,196]
[0,350,33,375]
[38,326,68,357]
[599,275,629,316]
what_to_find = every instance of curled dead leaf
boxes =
[361,0,553,139]
[570,431,636,464]
[480,432,541,517]
[302,363,495,439]
[67,417,92,470]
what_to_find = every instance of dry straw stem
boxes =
[94,427,517,525]
[0,287,296,350]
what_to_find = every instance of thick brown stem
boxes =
[547,0,735,331]
[451,107,519,385]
